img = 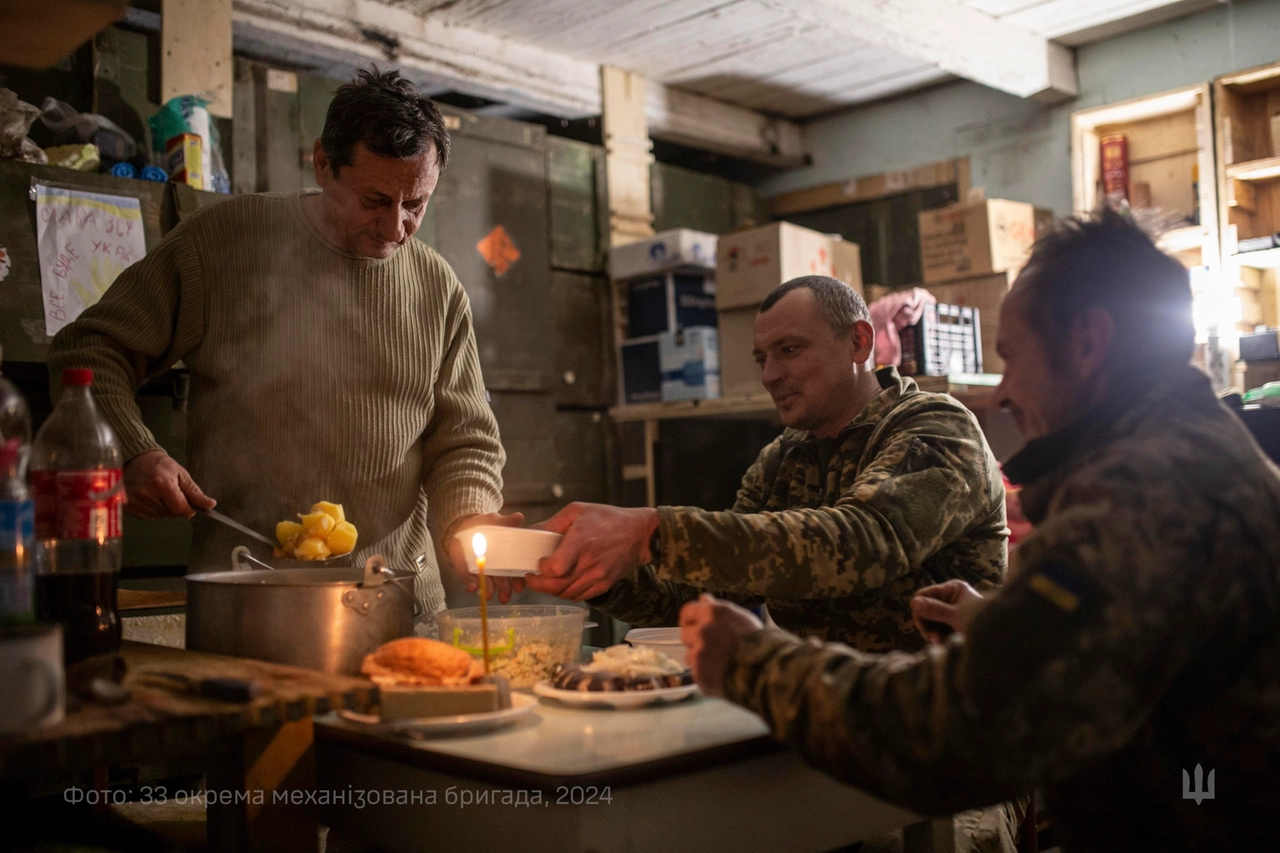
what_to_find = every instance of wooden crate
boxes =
[1070,84,1218,273]
[1216,61,1280,280]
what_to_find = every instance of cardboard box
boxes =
[831,239,864,300]
[659,327,721,402]
[1270,115,1280,158]
[620,337,661,404]
[609,228,717,280]
[918,200,1036,284]
[1245,358,1280,392]
[926,271,1015,373]
[716,222,862,310]
[165,132,205,190]
[626,272,718,338]
[718,306,763,399]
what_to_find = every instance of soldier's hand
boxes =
[910,580,985,643]
[445,511,526,603]
[526,503,659,601]
[680,594,763,698]
[124,449,215,520]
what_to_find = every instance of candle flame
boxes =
[472,532,487,559]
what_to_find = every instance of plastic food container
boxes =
[453,526,563,576]
[624,627,688,668]
[437,605,585,689]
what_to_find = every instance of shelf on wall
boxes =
[610,378,999,423]
[1234,248,1280,269]
[1226,156,1280,183]
[1158,225,1210,253]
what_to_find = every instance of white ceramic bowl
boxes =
[453,525,562,576]
[624,626,688,668]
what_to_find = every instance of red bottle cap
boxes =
[62,368,93,387]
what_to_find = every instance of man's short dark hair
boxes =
[321,67,450,173]
[760,275,869,335]
[1019,209,1193,371]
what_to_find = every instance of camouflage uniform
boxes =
[594,366,1008,652]
[722,366,1280,850]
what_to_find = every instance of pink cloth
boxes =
[869,287,936,368]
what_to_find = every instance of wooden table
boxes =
[0,641,378,852]
[313,695,955,853]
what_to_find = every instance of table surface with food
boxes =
[314,635,947,853]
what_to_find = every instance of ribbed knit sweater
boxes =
[47,191,506,617]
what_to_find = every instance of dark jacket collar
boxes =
[1004,365,1211,521]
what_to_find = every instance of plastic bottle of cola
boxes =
[31,368,125,664]
[0,354,35,625]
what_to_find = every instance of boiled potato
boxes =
[311,501,345,524]
[275,501,358,560]
[276,520,304,548]
[299,511,336,539]
[327,520,358,555]
[294,536,331,560]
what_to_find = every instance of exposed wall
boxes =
[760,0,1280,218]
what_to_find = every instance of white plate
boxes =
[532,680,698,709]
[455,525,562,576]
[338,692,537,737]
[624,627,688,667]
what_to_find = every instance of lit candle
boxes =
[472,532,490,675]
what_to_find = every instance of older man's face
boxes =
[752,288,866,435]
[314,141,439,259]
[993,274,1081,442]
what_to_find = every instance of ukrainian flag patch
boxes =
[1028,560,1085,613]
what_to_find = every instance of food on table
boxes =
[274,501,358,560]
[490,640,561,688]
[361,637,482,687]
[437,605,585,689]
[361,637,510,720]
[550,644,693,692]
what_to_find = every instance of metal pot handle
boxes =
[232,546,274,572]
[350,555,422,617]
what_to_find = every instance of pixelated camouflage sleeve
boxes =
[720,466,1204,815]
[657,406,997,599]
[588,439,779,626]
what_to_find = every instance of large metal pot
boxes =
[185,548,416,675]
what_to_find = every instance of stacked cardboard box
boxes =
[918,199,1036,285]
[915,199,1041,375]
[611,229,721,404]
[716,222,863,399]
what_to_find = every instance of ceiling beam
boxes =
[778,0,1078,102]
[231,0,808,166]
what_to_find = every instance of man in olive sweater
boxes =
[47,69,515,623]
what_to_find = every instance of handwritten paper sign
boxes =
[35,185,147,337]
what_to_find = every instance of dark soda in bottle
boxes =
[31,368,125,664]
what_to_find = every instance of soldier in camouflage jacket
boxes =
[682,212,1280,850]
[529,276,1007,653]
[592,364,1007,652]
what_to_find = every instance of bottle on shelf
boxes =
[31,368,125,665]
[0,349,35,626]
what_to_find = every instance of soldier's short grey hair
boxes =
[760,275,869,336]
